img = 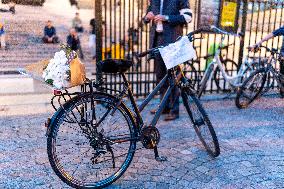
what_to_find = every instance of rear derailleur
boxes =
[89,132,116,168]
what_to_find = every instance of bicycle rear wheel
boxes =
[235,68,267,109]
[47,92,137,188]
[181,89,220,157]
[214,59,238,90]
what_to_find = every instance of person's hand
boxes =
[154,14,167,23]
[248,43,260,52]
[145,11,155,21]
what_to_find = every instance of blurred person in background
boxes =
[42,20,59,44]
[72,12,84,33]
[0,1,16,14]
[69,0,79,9]
[89,18,96,59]
[0,19,6,49]
[67,28,84,59]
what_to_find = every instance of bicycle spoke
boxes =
[47,94,137,188]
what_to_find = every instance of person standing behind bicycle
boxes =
[144,0,192,121]
[249,26,284,96]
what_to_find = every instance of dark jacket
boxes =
[0,25,4,35]
[44,26,56,38]
[146,0,191,48]
[273,26,284,37]
[67,34,80,51]
[273,26,284,53]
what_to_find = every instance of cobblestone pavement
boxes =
[0,94,284,189]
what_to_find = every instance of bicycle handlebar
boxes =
[137,26,242,58]
[247,46,281,59]
[138,27,208,58]
[137,26,244,58]
[259,45,280,55]
[137,48,155,58]
[210,25,243,37]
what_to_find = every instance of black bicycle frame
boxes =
[120,70,176,131]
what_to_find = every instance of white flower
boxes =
[42,50,70,89]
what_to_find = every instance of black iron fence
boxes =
[95,0,284,97]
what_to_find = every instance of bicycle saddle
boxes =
[97,59,133,73]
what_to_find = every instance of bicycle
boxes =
[235,46,284,109]
[185,41,239,91]
[196,26,256,98]
[45,28,220,188]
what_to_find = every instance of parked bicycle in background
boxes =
[184,38,239,91]
[195,26,257,99]
[235,46,284,109]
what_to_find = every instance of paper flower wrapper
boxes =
[19,48,86,90]
[69,58,86,88]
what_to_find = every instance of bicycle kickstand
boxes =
[154,146,167,162]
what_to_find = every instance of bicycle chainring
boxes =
[141,126,160,149]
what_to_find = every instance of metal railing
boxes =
[95,0,284,97]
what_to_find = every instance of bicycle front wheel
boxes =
[184,60,198,88]
[182,89,220,157]
[47,92,137,188]
[235,68,267,109]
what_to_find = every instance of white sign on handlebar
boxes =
[159,36,197,70]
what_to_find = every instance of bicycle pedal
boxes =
[155,156,167,162]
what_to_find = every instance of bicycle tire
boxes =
[241,61,261,81]
[213,59,238,91]
[184,60,198,88]
[235,68,267,109]
[262,70,274,94]
[249,58,272,94]
[181,89,220,157]
[47,92,137,189]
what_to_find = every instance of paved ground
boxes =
[1,1,284,188]
[0,92,283,189]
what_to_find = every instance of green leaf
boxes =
[46,79,53,85]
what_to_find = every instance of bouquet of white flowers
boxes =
[42,50,71,89]
[20,45,86,90]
